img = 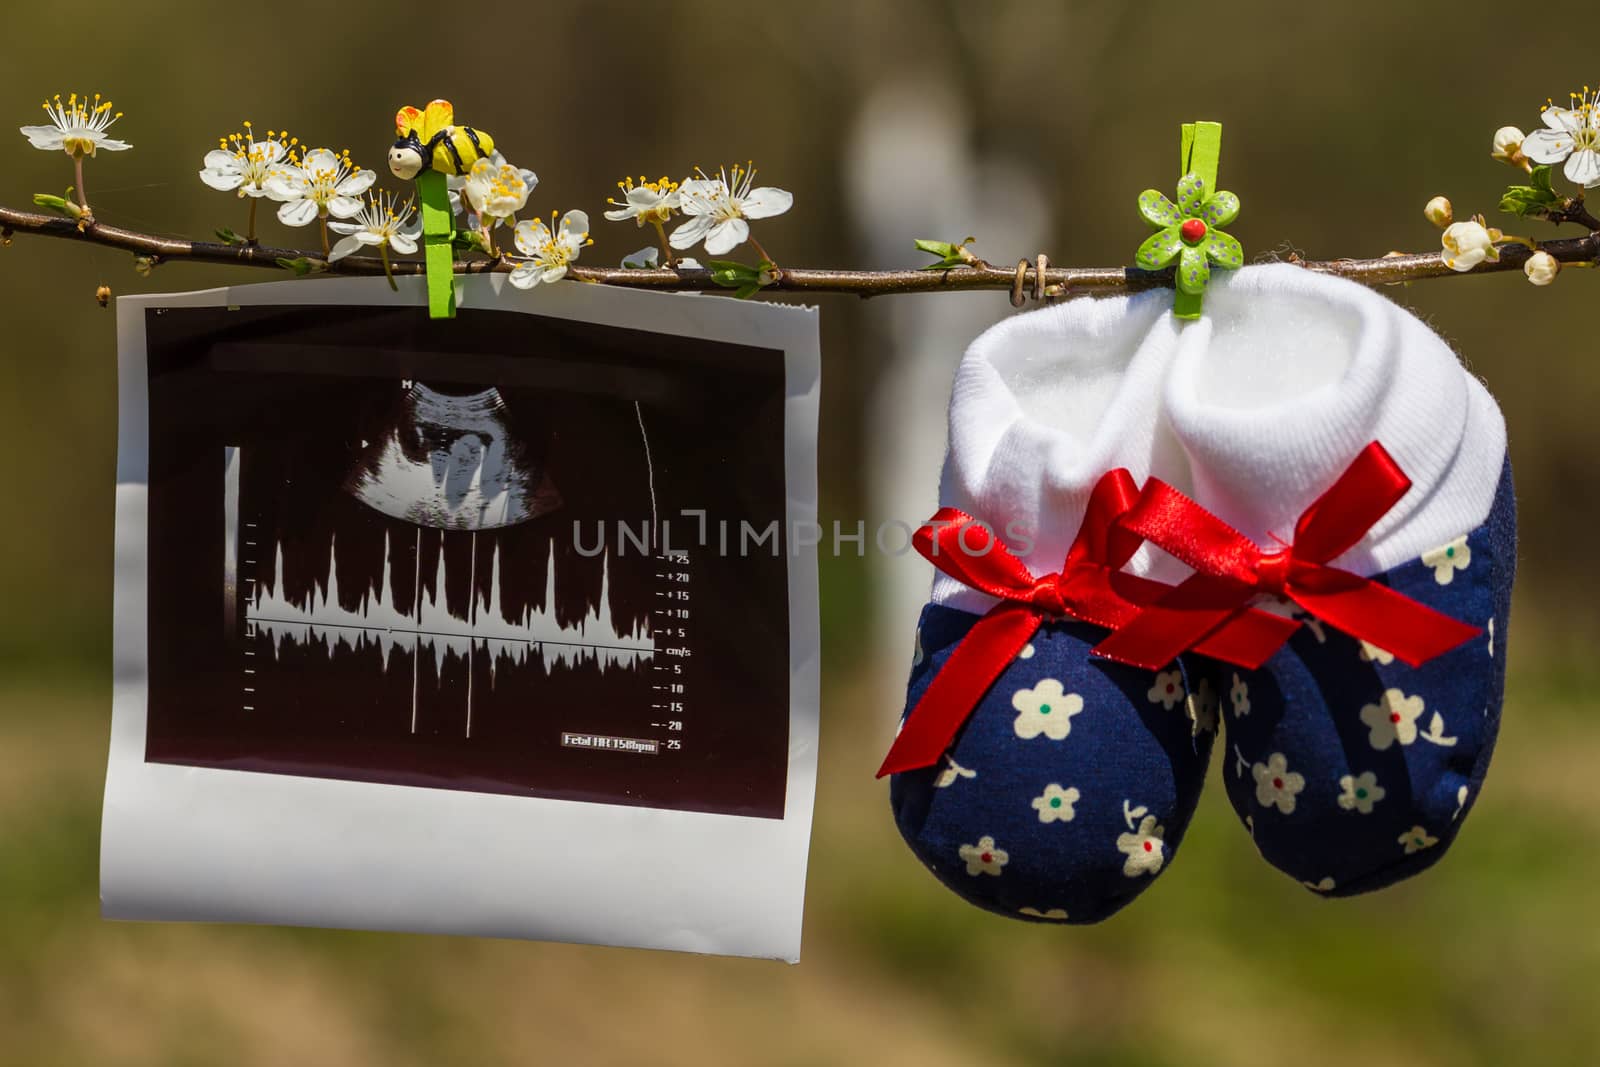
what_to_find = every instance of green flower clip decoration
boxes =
[1136,176,1242,290]
[1135,121,1242,319]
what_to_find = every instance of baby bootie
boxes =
[1103,264,1513,896]
[883,293,1286,923]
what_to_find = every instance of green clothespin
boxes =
[416,170,456,319]
[1133,120,1243,320]
[388,100,500,320]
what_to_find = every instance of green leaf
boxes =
[215,226,243,245]
[733,282,761,299]
[920,256,969,271]
[274,256,326,276]
[914,238,960,258]
[708,259,761,289]
[1530,165,1554,195]
[32,192,82,219]
[451,229,490,254]
[1498,183,1559,218]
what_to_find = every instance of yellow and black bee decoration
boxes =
[387,99,495,179]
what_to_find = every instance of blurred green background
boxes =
[2,2,1597,1064]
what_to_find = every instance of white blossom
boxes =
[449,151,537,226]
[670,163,792,256]
[21,92,130,157]
[1440,221,1498,272]
[1523,88,1600,188]
[327,191,420,263]
[1491,125,1526,164]
[509,210,591,289]
[200,123,295,198]
[1525,250,1560,286]
[605,176,681,226]
[265,148,375,226]
[1423,195,1453,228]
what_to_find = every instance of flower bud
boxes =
[1441,220,1498,272]
[1423,196,1454,229]
[1524,250,1560,286]
[1491,126,1526,165]
[95,284,112,308]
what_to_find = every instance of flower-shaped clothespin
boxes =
[1133,121,1243,319]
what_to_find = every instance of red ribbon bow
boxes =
[1092,442,1481,671]
[877,471,1296,777]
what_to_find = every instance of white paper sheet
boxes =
[103,274,821,962]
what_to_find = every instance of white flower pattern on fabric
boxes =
[1359,689,1426,751]
[1030,783,1080,824]
[1358,640,1395,665]
[1488,618,1495,658]
[958,835,1008,876]
[1230,672,1250,718]
[935,757,976,789]
[1019,906,1069,921]
[1116,814,1166,877]
[1253,752,1306,814]
[1147,669,1185,710]
[1399,826,1438,854]
[1421,536,1471,585]
[1337,770,1386,814]
[1018,643,1035,660]
[1011,679,1083,741]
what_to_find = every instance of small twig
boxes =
[1542,197,1600,231]
[0,203,1595,299]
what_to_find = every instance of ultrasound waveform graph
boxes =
[145,303,792,818]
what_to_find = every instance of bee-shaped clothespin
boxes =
[389,100,496,319]
[389,100,496,180]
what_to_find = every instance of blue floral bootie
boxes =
[1121,265,1515,894]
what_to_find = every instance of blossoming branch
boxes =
[6,87,1598,304]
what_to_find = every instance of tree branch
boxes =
[1,204,1595,299]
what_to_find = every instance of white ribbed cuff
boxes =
[1163,265,1505,575]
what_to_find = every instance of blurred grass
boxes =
[2,0,1600,1063]
[1,655,1596,1066]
